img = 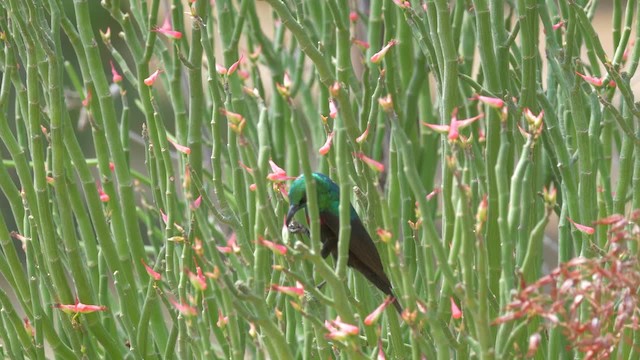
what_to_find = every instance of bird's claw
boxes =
[287,221,309,236]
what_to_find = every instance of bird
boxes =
[286,172,402,313]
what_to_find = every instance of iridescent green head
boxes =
[286,173,339,225]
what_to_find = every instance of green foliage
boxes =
[0,0,639,359]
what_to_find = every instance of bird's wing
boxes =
[320,210,387,279]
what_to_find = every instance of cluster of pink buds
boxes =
[494,215,640,357]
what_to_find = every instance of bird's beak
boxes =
[286,204,302,226]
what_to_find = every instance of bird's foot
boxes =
[287,221,310,236]
[316,280,326,290]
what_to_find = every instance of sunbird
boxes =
[286,172,402,313]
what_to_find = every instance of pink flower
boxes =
[349,11,358,22]
[623,41,633,62]
[392,0,411,8]
[593,214,625,225]
[552,20,565,31]
[249,45,263,60]
[422,108,483,141]
[227,53,244,76]
[426,187,441,201]
[450,297,462,319]
[324,316,359,340]
[567,217,595,235]
[376,228,392,243]
[215,63,228,75]
[191,195,202,209]
[471,94,504,109]
[370,40,398,64]
[54,299,107,314]
[187,266,207,291]
[220,109,244,123]
[167,137,191,155]
[237,69,250,80]
[356,124,370,143]
[217,309,228,328]
[378,338,387,360]
[217,233,240,254]
[100,27,111,42]
[329,99,338,119]
[354,152,384,172]
[523,108,544,128]
[282,72,292,88]
[141,258,162,281]
[97,183,110,202]
[24,318,34,337]
[267,160,295,182]
[378,94,394,112]
[575,71,607,87]
[527,333,541,357]
[82,88,91,107]
[170,298,197,317]
[110,61,123,83]
[329,82,341,97]
[257,237,288,255]
[352,38,370,50]
[416,299,427,314]
[153,17,182,39]
[159,209,168,224]
[420,122,450,134]
[364,296,394,325]
[144,69,162,86]
[238,161,254,174]
[319,131,334,155]
[449,109,483,141]
[271,282,304,297]
[220,109,246,134]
